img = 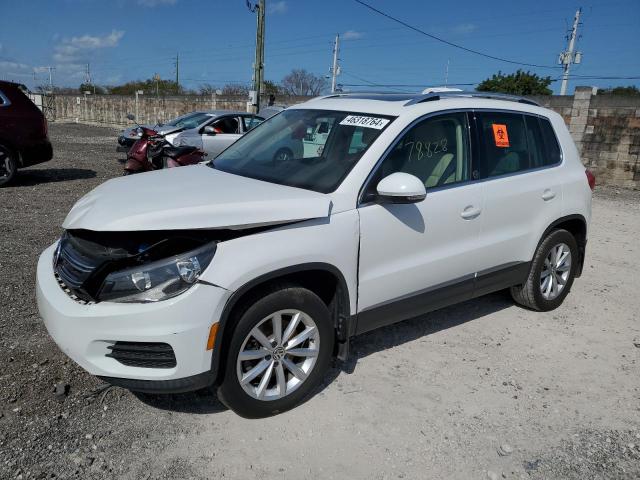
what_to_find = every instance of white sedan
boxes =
[173,112,264,158]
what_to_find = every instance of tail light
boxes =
[585,169,595,191]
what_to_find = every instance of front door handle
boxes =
[542,189,556,201]
[460,206,482,220]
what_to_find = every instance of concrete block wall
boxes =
[53,90,640,188]
[53,94,310,127]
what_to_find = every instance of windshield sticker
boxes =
[492,123,510,147]
[340,115,390,130]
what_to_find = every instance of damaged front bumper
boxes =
[36,243,231,389]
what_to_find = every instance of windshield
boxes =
[212,109,394,193]
[164,112,211,129]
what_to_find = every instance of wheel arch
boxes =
[210,262,353,383]
[536,214,587,277]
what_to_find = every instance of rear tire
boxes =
[217,285,334,418]
[510,229,578,311]
[0,145,17,187]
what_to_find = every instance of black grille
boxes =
[56,240,101,290]
[106,342,177,369]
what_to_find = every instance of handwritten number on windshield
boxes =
[405,138,447,161]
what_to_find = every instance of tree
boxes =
[477,70,553,96]
[79,83,106,94]
[107,78,183,96]
[281,69,327,96]
[263,80,281,95]
[221,83,249,96]
[199,83,218,95]
[599,86,640,96]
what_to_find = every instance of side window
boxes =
[0,89,5,106]
[210,117,240,134]
[375,112,471,190]
[243,115,264,131]
[538,117,562,166]
[476,112,529,178]
[523,115,546,169]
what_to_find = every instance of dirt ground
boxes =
[1,123,639,480]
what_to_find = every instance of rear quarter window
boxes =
[538,117,562,166]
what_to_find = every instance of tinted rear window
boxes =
[538,117,562,166]
[477,112,562,179]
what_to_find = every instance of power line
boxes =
[352,0,562,70]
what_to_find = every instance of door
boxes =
[357,112,483,334]
[471,111,564,295]
[201,116,243,157]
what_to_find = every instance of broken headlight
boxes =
[97,242,216,303]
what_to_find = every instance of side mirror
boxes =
[376,172,426,204]
[203,126,216,135]
[126,113,135,121]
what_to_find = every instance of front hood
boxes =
[156,125,183,135]
[122,124,181,137]
[63,165,332,232]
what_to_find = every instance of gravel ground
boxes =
[1,123,639,480]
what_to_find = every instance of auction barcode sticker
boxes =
[339,115,390,130]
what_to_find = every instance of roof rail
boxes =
[404,91,540,107]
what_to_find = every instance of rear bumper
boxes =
[20,139,53,167]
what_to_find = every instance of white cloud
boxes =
[137,0,177,6]
[53,30,125,64]
[342,30,364,40]
[0,60,32,73]
[268,1,287,14]
[451,23,477,35]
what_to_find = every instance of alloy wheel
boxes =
[0,148,13,181]
[236,309,320,401]
[540,242,572,300]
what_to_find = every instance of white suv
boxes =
[36,92,594,418]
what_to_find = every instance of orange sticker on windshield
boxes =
[492,124,510,147]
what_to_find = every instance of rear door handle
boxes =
[542,189,556,201]
[460,206,482,220]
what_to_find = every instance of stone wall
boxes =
[52,89,640,187]
[533,88,640,187]
[53,94,310,127]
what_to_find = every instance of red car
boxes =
[0,81,53,186]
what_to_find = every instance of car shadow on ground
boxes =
[133,387,228,414]
[342,290,514,371]
[133,291,513,415]
[12,168,97,186]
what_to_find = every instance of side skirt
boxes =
[354,262,530,335]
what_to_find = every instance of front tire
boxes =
[217,285,334,418]
[0,145,17,187]
[273,147,293,163]
[510,229,578,311]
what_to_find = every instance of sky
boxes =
[1,0,639,95]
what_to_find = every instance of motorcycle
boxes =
[123,113,206,175]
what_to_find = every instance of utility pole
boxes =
[330,34,341,93]
[174,53,180,92]
[444,58,450,87]
[85,63,95,94]
[46,66,55,92]
[558,8,583,95]
[248,0,265,113]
